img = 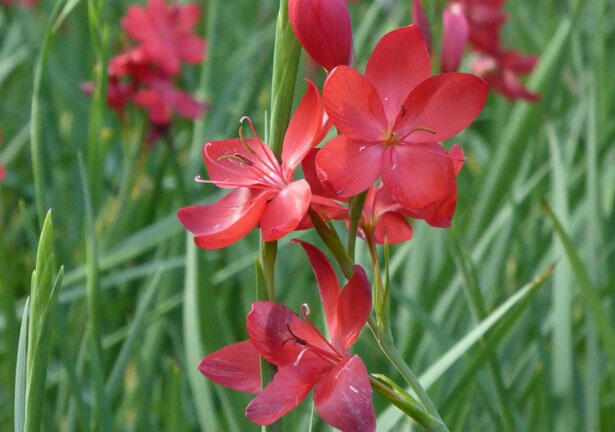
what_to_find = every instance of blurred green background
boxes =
[1,0,614,430]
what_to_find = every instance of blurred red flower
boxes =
[0,165,5,183]
[178,82,334,248]
[471,50,540,102]
[122,0,206,76]
[316,25,486,227]
[289,0,353,71]
[81,0,206,138]
[200,241,375,431]
[440,3,469,73]
[453,0,507,55]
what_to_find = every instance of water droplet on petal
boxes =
[359,145,367,152]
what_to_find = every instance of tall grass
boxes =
[1,0,614,430]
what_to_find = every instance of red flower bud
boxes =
[441,2,469,73]
[288,0,353,71]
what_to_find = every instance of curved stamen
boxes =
[194,175,274,191]
[240,116,286,180]
[299,304,343,360]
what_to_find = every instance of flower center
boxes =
[383,130,400,146]
[284,304,344,366]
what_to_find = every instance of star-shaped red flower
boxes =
[178,81,335,248]
[316,25,487,227]
[122,0,206,76]
[199,241,375,432]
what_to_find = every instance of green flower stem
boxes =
[256,2,300,429]
[308,208,355,279]
[347,191,368,260]
[30,0,65,227]
[260,240,278,301]
[268,0,301,158]
[370,376,447,432]
[368,319,448,431]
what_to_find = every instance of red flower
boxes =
[133,79,206,125]
[411,0,432,54]
[471,50,540,102]
[121,0,205,76]
[440,3,469,73]
[356,185,413,245]
[453,0,507,55]
[0,165,5,183]
[316,25,487,227]
[178,81,330,248]
[199,241,375,431]
[288,0,353,71]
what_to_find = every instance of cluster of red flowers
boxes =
[83,0,206,141]
[177,1,490,431]
[433,0,540,101]
[178,23,486,249]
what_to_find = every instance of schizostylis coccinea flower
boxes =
[316,25,487,227]
[178,81,336,248]
[199,241,375,431]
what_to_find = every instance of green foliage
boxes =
[1,0,614,430]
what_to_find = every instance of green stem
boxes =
[30,0,65,227]
[260,240,278,301]
[78,154,111,432]
[268,0,301,158]
[370,376,447,432]
[347,191,368,260]
[369,320,448,430]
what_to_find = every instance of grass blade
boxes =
[14,297,29,432]
[377,266,553,430]
[546,122,576,431]
[183,233,219,431]
[542,202,615,372]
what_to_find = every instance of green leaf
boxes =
[182,234,219,431]
[14,297,29,432]
[542,202,615,372]
[377,266,553,430]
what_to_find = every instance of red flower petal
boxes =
[394,73,488,143]
[177,188,268,249]
[301,148,339,198]
[133,89,172,125]
[198,340,261,393]
[177,34,207,64]
[498,51,538,74]
[323,66,388,142]
[440,4,469,73]
[365,26,431,123]
[412,0,432,54]
[288,0,353,71]
[314,355,376,432]
[315,135,382,197]
[405,190,458,228]
[381,143,456,211]
[170,88,206,119]
[246,301,333,367]
[260,180,312,242]
[245,359,328,426]
[282,80,324,177]
[374,212,413,244]
[202,138,281,188]
[334,266,371,351]
[292,240,341,334]
[449,144,465,175]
